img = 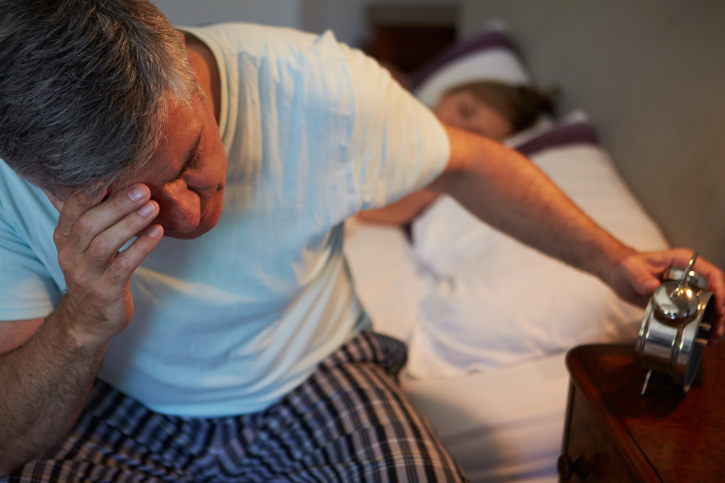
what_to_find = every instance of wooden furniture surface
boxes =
[560,343,725,482]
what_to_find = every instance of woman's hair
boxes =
[446,81,557,133]
[0,0,198,198]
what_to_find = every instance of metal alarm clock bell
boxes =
[635,252,715,395]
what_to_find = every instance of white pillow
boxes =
[406,119,669,379]
[410,20,532,108]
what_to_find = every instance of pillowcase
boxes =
[409,20,532,108]
[405,113,670,378]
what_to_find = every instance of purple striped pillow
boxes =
[409,22,533,108]
[408,28,520,90]
[514,121,600,157]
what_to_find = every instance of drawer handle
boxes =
[557,454,590,480]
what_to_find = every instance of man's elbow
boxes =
[0,445,42,477]
[0,461,21,478]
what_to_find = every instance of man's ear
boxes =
[177,30,186,44]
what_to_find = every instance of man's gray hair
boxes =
[0,0,198,198]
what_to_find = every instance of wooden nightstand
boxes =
[558,343,725,482]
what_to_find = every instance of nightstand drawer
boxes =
[559,383,638,482]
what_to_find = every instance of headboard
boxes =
[459,0,725,268]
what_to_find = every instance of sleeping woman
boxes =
[358,80,557,224]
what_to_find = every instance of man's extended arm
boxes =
[429,125,725,335]
[0,184,163,475]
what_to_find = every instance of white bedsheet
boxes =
[402,352,568,482]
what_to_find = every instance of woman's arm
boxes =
[356,189,439,225]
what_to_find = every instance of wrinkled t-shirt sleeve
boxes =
[339,42,451,211]
[0,212,59,321]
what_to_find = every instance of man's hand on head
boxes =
[46,184,164,349]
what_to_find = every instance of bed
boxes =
[343,3,725,480]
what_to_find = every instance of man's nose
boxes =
[153,183,201,233]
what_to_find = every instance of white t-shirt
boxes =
[0,23,449,417]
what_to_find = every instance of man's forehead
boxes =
[107,157,166,194]
[106,152,176,197]
[108,99,204,194]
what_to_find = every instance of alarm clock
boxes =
[635,252,715,395]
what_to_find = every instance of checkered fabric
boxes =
[3,331,467,482]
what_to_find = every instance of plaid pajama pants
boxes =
[3,331,467,482]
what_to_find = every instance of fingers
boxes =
[644,248,725,340]
[696,258,725,340]
[55,184,151,256]
[54,187,107,240]
[105,224,164,287]
[83,200,160,266]
[669,249,725,338]
[55,184,163,294]
[617,254,660,302]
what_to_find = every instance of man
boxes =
[0,1,722,481]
